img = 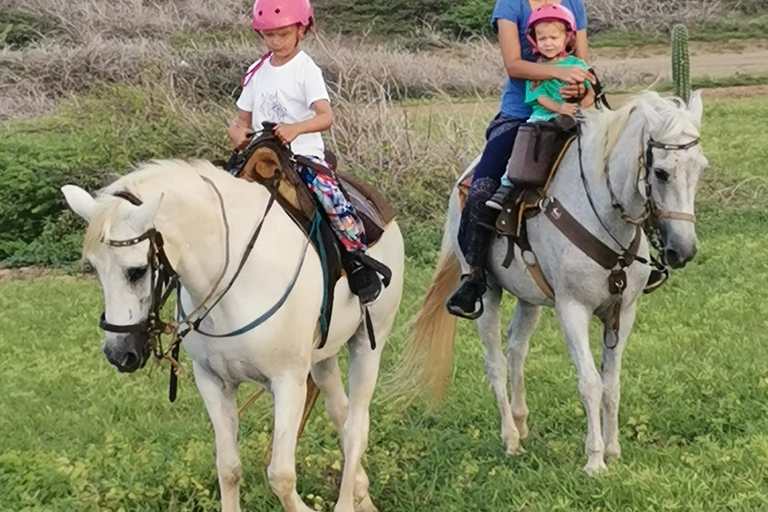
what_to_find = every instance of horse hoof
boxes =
[605,442,621,462]
[514,415,529,440]
[501,425,523,455]
[355,496,378,512]
[583,458,608,477]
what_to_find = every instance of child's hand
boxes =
[558,103,580,116]
[275,123,302,145]
[228,123,251,150]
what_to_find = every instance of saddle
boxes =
[460,115,578,240]
[223,124,396,347]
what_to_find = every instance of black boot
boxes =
[346,257,383,306]
[446,267,488,319]
[485,182,515,211]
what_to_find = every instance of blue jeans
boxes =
[458,114,526,266]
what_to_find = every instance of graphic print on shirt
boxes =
[259,92,289,122]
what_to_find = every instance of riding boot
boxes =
[446,266,488,319]
[448,177,498,319]
[342,251,384,306]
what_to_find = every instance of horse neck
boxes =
[150,174,280,303]
[548,115,644,248]
[606,109,648,224]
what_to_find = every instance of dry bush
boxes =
[586,0,727,32]
[4,0,249,42]
[0,36,171,97]
[313,35,503,101]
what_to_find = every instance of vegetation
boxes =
[3,95,768,510]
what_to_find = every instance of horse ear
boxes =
[127,193,164,232]
[686,90,703,126]
[62,185,97,222]
[640,101,664,137]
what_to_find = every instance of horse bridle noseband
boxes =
[608,137,700,226]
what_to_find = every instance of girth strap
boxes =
[541,196,642,350]
[542,197,641,270]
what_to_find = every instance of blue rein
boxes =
[181,213,320,338]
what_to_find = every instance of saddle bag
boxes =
[507,116,578,187]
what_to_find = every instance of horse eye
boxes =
[654,168,670,182]
[126,266,149,283]
[82,260,96,275]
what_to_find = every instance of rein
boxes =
[547,117,700,348]
[99,165,284,401]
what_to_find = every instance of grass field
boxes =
[2,95,768,511]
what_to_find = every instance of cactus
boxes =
[671,23,691,104]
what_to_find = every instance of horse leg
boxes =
[311,357,376,512]
[601,302,638,462]
[268,375,314,512]
[556,299,606,476]
[477,283,521,455]
[194,363,242,512]
[334,325,387,512]
[505,301,542,441]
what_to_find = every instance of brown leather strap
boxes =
[654,209,696,223]
[527,260,555,301]
[542,197,641,270]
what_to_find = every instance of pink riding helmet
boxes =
[252,0,314,32]
[526,4,577,54]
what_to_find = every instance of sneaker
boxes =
[485,183,514,211]
[445,269,487,320]
[348,265,383,306]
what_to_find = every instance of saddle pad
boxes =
[240,146,395,246]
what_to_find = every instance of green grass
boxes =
[2,95,768,512]
[3,207,768,511]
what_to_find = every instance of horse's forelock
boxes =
[594,92,700,170]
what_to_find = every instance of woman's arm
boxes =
[498,20,594,84]
[573,29,589,62]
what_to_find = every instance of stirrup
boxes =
[643,266,668,294]
[445,273,486,320]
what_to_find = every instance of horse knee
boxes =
[578,373,602,403]
[218,460,242,490]
[267,466,297,497]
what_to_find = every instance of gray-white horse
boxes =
[401,91,707,475]
[62,160,404,512]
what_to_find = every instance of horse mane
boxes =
[82,159,225,256]
[587,91,702,173]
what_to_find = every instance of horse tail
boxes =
[396,225,461,407]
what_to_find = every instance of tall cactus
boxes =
[671,23,691,104]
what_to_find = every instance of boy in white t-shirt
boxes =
[228,0,383,305]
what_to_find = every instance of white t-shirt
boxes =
[236,50,330,160]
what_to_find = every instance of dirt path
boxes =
[594,40,768,78]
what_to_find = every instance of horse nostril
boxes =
[121,351,139,370]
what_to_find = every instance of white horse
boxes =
[401,91,707,475]
[62,160,404,512]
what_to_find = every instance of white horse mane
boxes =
[83,159,227,255]
[586,91,702,172]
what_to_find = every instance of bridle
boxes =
[96,128,307,400]
[98,191,179,349]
